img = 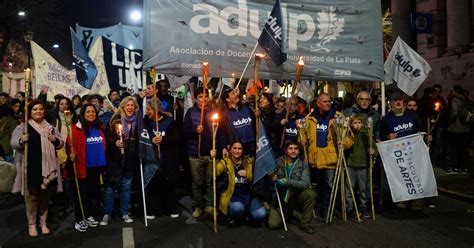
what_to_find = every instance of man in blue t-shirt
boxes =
[380,90,432,215]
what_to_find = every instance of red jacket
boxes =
[64,122,106,179]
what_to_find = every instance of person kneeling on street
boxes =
[268,140,316,234]
[210,140,267,227]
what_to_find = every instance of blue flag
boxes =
[258,0,287,66]
[253,118,277,184]
[71,27,97,89]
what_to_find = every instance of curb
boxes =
[438,186,474,204]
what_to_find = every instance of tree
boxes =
[0,0,70,73]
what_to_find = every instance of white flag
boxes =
[384,37,431,96]
[376,133,438,202]
[31,40,110,101]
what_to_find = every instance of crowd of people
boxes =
[0,79,472,237]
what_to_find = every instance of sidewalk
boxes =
[434,144,474,204]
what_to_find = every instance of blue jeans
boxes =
[228,198,267,221]
[103,175,133,216]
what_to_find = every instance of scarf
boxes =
[28,119,59,190]
[121,114,137,139]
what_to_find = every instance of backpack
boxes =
[456,97,474,125]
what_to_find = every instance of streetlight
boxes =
[52,44,59,49]
[129,9,142,22]
[18,11,26,16]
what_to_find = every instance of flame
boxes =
[231,73,235,77]
[202,62,208,67]
[211,113,219,121]
[117,123,123,134]
[298,57,304,66]
[434,102,441,111]
[255,53,265,59]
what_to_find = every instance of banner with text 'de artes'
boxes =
[102,37,146,93]
[143,0,384,82]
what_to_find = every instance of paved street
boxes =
[1,191,473,248]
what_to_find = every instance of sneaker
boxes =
[299,224,315,234]
[192,208,202,218]
[460,169,469,174]
[86,216,98,227]
[99,214,111,226]
[204,206,213,215]
[362,209,371,219]
[445,168,457,175]
[170,213,180,219]
[122,215,134,223]
[74,221,89,232]
[146,215,155,220]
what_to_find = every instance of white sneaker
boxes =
[122,215,134,223]
[146,215,155,220]
[86,216,98,227]
[170,213,179,219]
[99,214,111,226]
[74,221,89,232]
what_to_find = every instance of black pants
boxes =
[447,131,470,169]
[146,171,177,216]
[73,179,90,222]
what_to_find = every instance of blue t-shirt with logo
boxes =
[85,127,106,168]
[382,110,419,139]
[225,105,255,144]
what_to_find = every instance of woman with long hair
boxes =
[210,140,266,227]
[10,100,64,237]
[100,96,140,225]
[65,103,107,232]
[51,96,77,216]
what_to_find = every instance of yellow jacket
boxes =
[214,157,254,215]
[299,111,354,169]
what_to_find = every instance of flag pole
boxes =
[23,68,31,199]
[379,81,386,207]
[139,158,148,227]
[235,42,259,89]
[274,184,288,231]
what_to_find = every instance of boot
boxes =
[25,194,38,238]
[39,193,50,235]
[28,225,38,238]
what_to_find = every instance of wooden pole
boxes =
[367,117,376,220]
[198,62,209,157]
[254,54,264,137]
[280,58,305,148]
[23,68,31,199]
[64,110,86,222]
[150,68,161,159]
[211,113,219,232]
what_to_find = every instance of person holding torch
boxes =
[65,103,106,232]
[100,96,140,226]
[183,87,221,218]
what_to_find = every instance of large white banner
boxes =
[31,40,109,101]
[376,133,438,202]
[384,37,431,96]
[143,0,384,81]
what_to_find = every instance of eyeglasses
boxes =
[358,98,370,101]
